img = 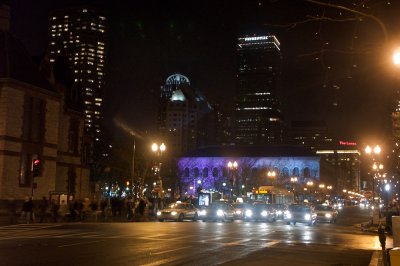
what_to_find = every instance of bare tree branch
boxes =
[305,0,389,41]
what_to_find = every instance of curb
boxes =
[369,250,382,266]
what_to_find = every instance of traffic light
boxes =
[32,157,41,177]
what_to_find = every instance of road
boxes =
[0,206,389,266]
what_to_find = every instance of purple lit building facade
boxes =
[176,146,320,197]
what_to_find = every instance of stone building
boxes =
[0,13,89,206]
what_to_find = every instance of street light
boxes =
[227,161,238,198]
[151,142,166,209]
[365,144,382,202]
[290,177,298,203]
[393,47,400,66]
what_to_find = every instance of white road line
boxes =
[152,246,192,255]
[58,240,104,248]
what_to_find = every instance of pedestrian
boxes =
[8,198,17,224]
[138,198,146,216]
[38,196,49,223]
[378,223,386,250]
[21,196,33,224]
[50,199,59,222]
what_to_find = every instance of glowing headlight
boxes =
[157,211,161,216]
[235,210,242,215]
[304,214,311,220]
[285,212,292,219]
[199,210,207,216]
[217,209,224,216]
[171,211,177,216]
[276,210,283,215]
[371,206,375,210]
[245,210,253,217]
[261,211,268,217]
[325,213,332,218]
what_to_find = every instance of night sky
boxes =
[7,0,400,146]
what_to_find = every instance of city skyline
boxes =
[8,0,400,145]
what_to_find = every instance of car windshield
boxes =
[211,202,227,209]
[289,205,310,212]
[253,204,273,210]
[233,203,250,209]
[166,203,186,209]
[315,205,333,211]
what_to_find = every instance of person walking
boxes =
[8,198,17,224]
[50,199,60,222]
[378,223,386,250]
[38,196,49,223]
[21,196,33,224]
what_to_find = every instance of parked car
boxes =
[232,202,252,220]
[200,201,235,222]
[244,203,277,222]
[286,204,317,226]
[157,202,199,222]
[314,204,338,223]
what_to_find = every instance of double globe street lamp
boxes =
[227,161,238,199]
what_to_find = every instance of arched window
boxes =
[273,167,280,176]
[282,167,289,178]
[202,168,208,177]
[292,167,300,177]
[193,167,199,178]
[303,167,311,178]
[251,167,258,178]
[212,167,218,177]
[184,168,189,177]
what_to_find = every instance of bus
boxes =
[250,186,294,205]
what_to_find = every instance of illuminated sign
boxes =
[339,141,357,146]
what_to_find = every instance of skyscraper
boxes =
[158,74,213,157]
[235,35,284,145]
[47,6,107,144]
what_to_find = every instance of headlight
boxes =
[171,211,177,216]
[304,214,311,220]
[245,210,253,217]
[157,211,161,216]
[235,210,242,215]
[199,210,207,216]
[371,206,375,210]
[325,213,332,218]
[217,209,224,216]
[276,210,283,215]
[285,212,292,219]
[261,211,268,217]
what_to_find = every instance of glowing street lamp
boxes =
[393,47,400,66]
[227,161,239,198]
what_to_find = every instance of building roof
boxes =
[0,30,54,91]
[184,145,316,157]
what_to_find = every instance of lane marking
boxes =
[152,246,192,255]
[58,240,104,248]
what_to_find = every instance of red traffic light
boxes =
[33,159,40,165]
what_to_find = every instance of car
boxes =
[232,202,252,220]
[200,201,235,222]
[270,203,288,220]
[244,203,277,222]
[286,204,317,226]
[314,204,338,223]
[157,202,199,222]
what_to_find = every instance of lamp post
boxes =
[227,160,238,199]
[290,177,298,202]
[151,142,166,209]
[365,144,382,203]
[267,170,276,185]
[306,181,314,203]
